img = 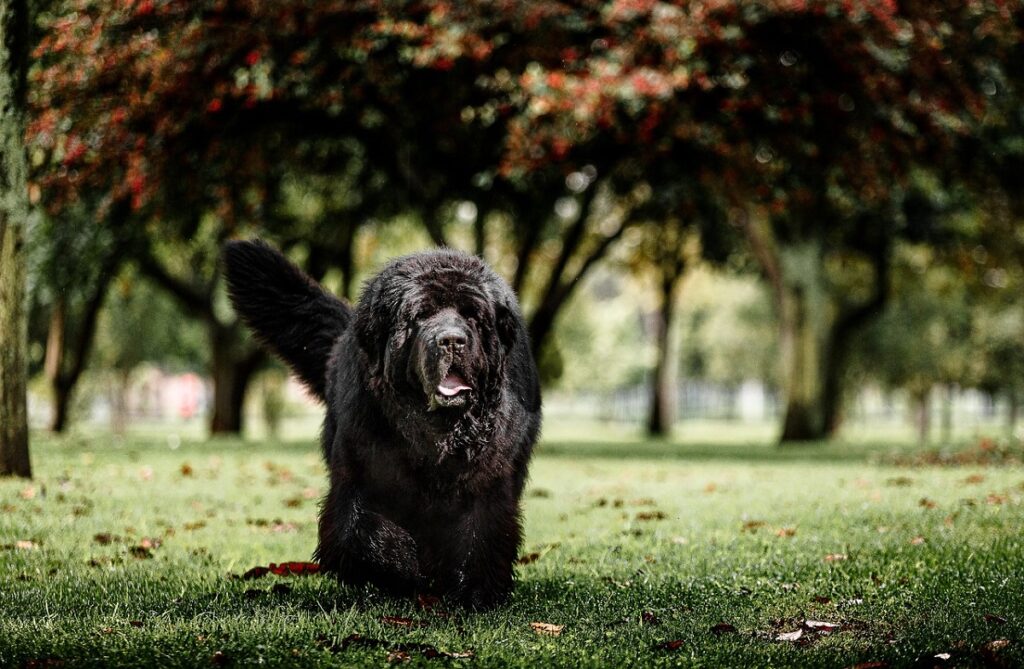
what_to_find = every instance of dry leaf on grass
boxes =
[776,629,804,642]
[824,553,848,562]
[380,616,426,628]
[530,622,563,636]
[710,623,737,635]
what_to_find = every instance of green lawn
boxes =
[2,430,1022,668]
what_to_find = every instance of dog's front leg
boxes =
[450,487,522,610]
[315,484,422,595]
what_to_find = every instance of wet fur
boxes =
[223,241,541,609]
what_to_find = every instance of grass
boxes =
[2,428,1023,668]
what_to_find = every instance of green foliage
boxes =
[94,271,206,374]
[677,267,777,387]
[549,269,652,391]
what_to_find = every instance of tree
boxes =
[35,205,129,431]
[1,0,31,477]
[503,0,1019,442]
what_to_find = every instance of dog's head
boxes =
[354,250,520,423]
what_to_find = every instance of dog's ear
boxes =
[353,280,396,377]
[495,297,520,351]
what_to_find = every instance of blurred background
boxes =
[13,0,1024,448]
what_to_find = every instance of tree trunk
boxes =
[1008,390,1019,439]
[777,243,831,442]
[208,323,262,434]
[914,388,932,445]
[940,384,955,445]
[0,0,31,478]
[647,269,682,437]
[43,251,121,433]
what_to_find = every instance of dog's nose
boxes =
[437,329,467,352]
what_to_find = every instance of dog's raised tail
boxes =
[222,239,351,401]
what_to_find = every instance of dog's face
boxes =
[355,253,519,423]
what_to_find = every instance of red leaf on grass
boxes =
[240,561,321,579]
[655,640,685,651]
[710,622,737,635]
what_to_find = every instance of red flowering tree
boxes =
[502,0,1021,441]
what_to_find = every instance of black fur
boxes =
[223,240,351,400]
[223,241,542,609]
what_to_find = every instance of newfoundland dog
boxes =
[223,240,541,609]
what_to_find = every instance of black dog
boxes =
[223,240,541,609]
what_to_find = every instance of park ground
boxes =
[2,423,1023,668]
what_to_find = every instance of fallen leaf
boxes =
[804,620,840,633]
[704,483,718,493]
[776,527,797,538]
[919,498,937,509]
[824,553,848,562]
[129,546,153,559]
[983,613,1008,625]
[982,638,1010,653]
[933,652,952,660]
[284,497,303,508]
[239,561,321,579]
[380,616,426,628]
[93,533,116,545]
[19,486,37,500]
[671,536,689,545]
[710,623,737,635]
[530,622,563,636]
[963,474,986,485]
[812,595,832,604]
[776,629,803,642]
[180,463,193,477]
[15,540,38,550]
[517,552,541,565]
[528,488,552,498]
[387,650,410,663]
[655,640,685,651]
[641,611,661,625]
[416,594,442,610]
[636,511,666,521]
[742,520,766,532]
[886,476,914,487]
[910,536,926,545]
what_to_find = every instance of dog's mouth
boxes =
[429,370,473,410]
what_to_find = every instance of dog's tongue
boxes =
[437,373,472,397]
